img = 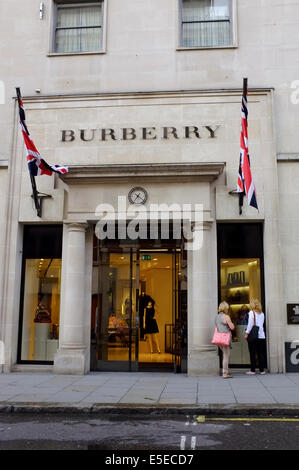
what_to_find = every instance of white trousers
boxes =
[220,346,230,375]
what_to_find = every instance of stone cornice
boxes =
[16,88,274,104]
[60,162,225,184]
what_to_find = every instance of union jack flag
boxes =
[237,79,258,210]
[17,89,68,176]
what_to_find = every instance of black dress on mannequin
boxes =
[139,293,154,339]
[145,306,159,334]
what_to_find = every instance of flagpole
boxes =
[30,173,42,218]
[16,87,42,217]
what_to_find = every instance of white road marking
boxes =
[180,435,197,450]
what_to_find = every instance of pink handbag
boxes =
[211,328,231,347]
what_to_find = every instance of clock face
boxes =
[128,187,148,205]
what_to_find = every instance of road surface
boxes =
[0,413,298,451]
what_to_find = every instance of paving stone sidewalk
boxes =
[0,372,299,413]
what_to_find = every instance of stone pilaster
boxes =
[54,222,89,375]
[187,221,219,376]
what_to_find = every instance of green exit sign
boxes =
[142,255,151,261]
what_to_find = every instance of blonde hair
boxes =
[218,301,229,314]
[250,298,262,313]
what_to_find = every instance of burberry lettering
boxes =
[61,125,220,142]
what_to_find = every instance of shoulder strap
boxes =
[253,311,256,325]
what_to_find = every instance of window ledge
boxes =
[0,159,8,168]
[177,45,238,51]
[47,50,106,57]
[277,153,299,162]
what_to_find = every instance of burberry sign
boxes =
[61,125,220,142]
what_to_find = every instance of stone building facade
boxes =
[0,0,299,375]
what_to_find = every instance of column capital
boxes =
[64,221,89,233]
[191,219,213,232]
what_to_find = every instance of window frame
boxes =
[217,223,266,369]
[17,225,63,365]
[177,0,238,50]
[49,0,107,56]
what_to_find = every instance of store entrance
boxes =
[91,238,187,372]
[138,250,180,371]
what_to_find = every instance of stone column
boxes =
[54,222,88,375]
[264,217,285,373]
[187,222,219,376]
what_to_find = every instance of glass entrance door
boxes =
[173,247,187,373]
[95,249,138,371]
[92,242,187,372]
[138,249,179,371]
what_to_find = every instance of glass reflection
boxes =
[220,258,262,365]
[96,252,136,365]
[21,258,61,361]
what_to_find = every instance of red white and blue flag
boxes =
[237,80,258,210]
[17,90,68,177]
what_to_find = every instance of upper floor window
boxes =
[54,1,104,53]
[180,0,233,48]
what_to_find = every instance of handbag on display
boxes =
[211,328,231,347]
[247,311,259,342]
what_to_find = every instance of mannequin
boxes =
[144,301,161,354]
[139,292,154,339]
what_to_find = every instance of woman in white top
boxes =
[244,299,266,375]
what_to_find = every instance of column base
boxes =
[53,347,88,375]
[188,347,219,376]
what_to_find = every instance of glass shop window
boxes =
[18,225,62,363]
[20,259,61,362]
[220,258,262,365]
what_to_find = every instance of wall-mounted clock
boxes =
[128,187,148,205]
